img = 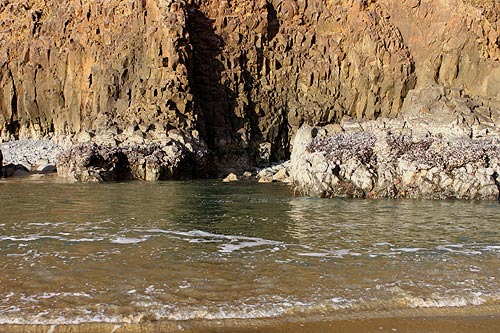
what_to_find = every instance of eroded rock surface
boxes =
[57,138,208,182]
[0,0,196,142]
[1,0,499,174]
[0,139,64,170]
[290,90,500,200]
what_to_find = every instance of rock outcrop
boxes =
[1,0,499,175]
[0,138,63,170]
[57,137,208,182]
[290,87,500,200]
[57,143,129,182]
[2,163,31,178]
[0,0,196,144]
[0,138,62,177]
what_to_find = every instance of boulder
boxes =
[222,173,238,182]
[12,168,30,178]
[57,140,209,182]
[256,161,291,184]
[242,171,253,178]
[56,143,129,182]
[258,176,273,183]
[290,124,500,200]
[272,168,290,183]
[33,159,50,171]
[38,164,57,174]
[2,163,30,178]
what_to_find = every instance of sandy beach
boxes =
[3,314,500,333]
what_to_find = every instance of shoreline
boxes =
[3,312,500,333]
[3,125,500,202]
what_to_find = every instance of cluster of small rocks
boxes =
[221,161,291,183]
[255,161,291,183]
[0,139,63,178]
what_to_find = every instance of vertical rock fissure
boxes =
[492,171,500,202]
[185,4,238,157]
[266,2,279,42]
[34,65,41,133]
[7,68,19,139]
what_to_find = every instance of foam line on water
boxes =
[146,229,284,253]
[1,290,499,325]
[110,236,150,244]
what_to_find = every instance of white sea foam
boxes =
[296,252,329,257]
[110,237,149,244]
[219,240,277,253]
[66,238,105,242]
[18,292,92,301]
[28,222,66,227]
[297,249,360,258]
[374,242,394,246]
[436,245,482,255]
[0,235,43,242]
[484,245,500,251]
[0,290,498,325]
[146,229,284,253]
[0,306,21,314]
[391,247,426,253]
[0,234,107,243]
[405,294,486,308]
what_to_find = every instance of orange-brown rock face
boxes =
[0,0,499,167]
[187,0,416,162]
[0,0,195,141]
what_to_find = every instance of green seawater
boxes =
[1,178,500,324]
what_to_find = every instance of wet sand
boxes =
[3,314,500,333]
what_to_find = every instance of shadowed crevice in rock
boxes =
[266,1,279,42]
[185,4,267,171]
[492,171,500,202]
[186,5,235,150]
[4,67,20,139]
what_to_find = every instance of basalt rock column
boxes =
[0,1,198,143]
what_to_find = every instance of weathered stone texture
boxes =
[188,0,416,162]
[290,94,500,199]
[57,138,208,182]
[383,0,500,97]
[0,0,195,142]
[1,0,500,170]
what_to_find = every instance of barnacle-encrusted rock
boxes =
[290,91,500,200]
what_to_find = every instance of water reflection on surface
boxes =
[0,179,500,324]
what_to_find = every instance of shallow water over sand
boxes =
[1,178,500,325]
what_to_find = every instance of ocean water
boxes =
[1,178,500,325]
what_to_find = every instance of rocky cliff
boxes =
[1,0,499,173]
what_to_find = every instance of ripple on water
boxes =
[1,180,500,324]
